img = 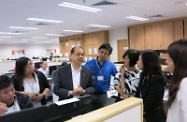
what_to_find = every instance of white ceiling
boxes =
[0,0,187,44]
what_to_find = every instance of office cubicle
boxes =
[67,97,143,122]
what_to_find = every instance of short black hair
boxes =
[70,46,84,54]
[42,60,47,64]
[99,43,113,55]
[0,75,13,90]
[61,62,68,66]
[122,49,141,67]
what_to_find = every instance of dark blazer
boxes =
[15,92,33,109]
[11,71,50,105]
[53,64,95,100]
[135,74,166,122]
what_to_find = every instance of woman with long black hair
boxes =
[11,57,50,107]
[166,39,187,122]
[135,50,166,122]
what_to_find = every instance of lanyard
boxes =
[25,78,35,94]
[95,59,104,75]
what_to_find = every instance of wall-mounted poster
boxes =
[11,50,25,59]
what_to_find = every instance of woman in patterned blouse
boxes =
[113,49,140,101]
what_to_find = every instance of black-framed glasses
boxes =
[99,51,109,56]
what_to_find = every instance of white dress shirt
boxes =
[71,64,81,90]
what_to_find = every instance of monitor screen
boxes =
[34,62,42,69]
[49,65,62,76]
[49,66,58,76]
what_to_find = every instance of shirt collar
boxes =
[71,64,81,72]
[96,57,106,66]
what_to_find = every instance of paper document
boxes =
[107,90,118,98]
[54,97,79,106]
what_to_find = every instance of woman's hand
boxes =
[26,92,35,100]
[32,93,44,102]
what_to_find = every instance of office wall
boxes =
[109,27,128,62]
[0,27,128,61]
[0,43,59,60]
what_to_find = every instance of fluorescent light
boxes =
[0,32,22,35]
[0,36,11,38]
[27,18,62,23]
[88,24,110,28]
[58,2,101,12]
[63,30,83,33]
[126,16,149,21]
[45,34,64,36]
[32,37,48,39]
[186,3,187,5]
[9,26,38,30]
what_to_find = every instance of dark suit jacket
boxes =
[53,64,95,100]
[135,74,165,113]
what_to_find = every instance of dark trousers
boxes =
[92,93,108,110]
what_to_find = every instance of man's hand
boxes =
[74,86,85,95]
[0,102,7,115]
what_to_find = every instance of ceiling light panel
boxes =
[9,26,39,30]
[88,24,110,28]
[0,32,22,35]
[45,34,64,36]
[27,18,62,23]
[63,30,83,33]
[126,16,149,21]
[58,2,102,12]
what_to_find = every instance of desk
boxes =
[0,96,94,122]
[67,97,143,122]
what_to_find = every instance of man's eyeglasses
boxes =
[99,51,109,56]
[74,53,84,57]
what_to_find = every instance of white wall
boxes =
[109,27,128,62]
[0,43,59,60]
[0,27,128,62]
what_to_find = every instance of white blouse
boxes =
[167,77,187,122]
[23,73,41,107]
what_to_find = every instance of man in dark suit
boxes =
[53,46,95,100]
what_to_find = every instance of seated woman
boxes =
[135,50,166,122]
[113,49,140,101]
[11,57,50,107]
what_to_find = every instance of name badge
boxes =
[97,75,104,81]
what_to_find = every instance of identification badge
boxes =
[97,75,104,81]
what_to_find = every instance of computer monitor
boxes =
[49,65,58,76]
[49,65,63,76]
[0,95,93,122]
[34,62,42,69]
